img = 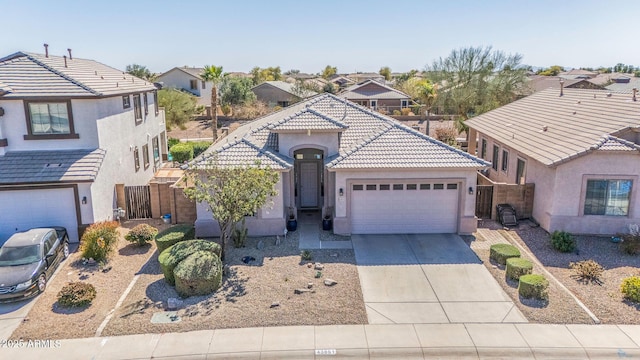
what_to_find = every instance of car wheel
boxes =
[63,242,70,259]
[37,274,47,293]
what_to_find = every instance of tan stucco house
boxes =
[466,88,640,235]
[251,81,316,108]
[339,79,413,114]
[191,93,488,237]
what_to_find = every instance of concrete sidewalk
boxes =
[2,323,639,359]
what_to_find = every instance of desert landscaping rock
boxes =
[270,302,280,308]
[167,298,183,311]
[314,263,324,270]
[295,288,315,294]
[324,279,338,286]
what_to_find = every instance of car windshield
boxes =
[0,245,41,266]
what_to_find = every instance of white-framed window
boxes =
[133,94,142,122]
[123,95,131,109]
[370,100,377,110]
[401,99,408,108]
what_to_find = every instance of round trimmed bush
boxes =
[174,250,223,297]
[159,239,222,285]
[57,282,97,307]
[551,230,576,253]
[169,143,194,163]
[125,224,158,246]
[518,274,549,300]
[620,276,640,303]
[506,257,533,280]
[155,224,195,254]
[490,243,521,265]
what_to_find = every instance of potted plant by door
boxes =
[322,208,332,231]
[286,207,297,231]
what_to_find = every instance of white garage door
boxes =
[0,188,79,243]
[351,182,459,234]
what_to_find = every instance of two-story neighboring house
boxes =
[0,50,167,242]
[156,66,212,106]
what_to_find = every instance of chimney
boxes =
[559,79,564,97]
[63,55,68,68]
[43,43,49,58]
[67,48,72,60]
[633,88,637,102]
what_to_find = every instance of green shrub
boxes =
[80,221,119,262]
[155,224,195,254]
[569,259,604,281]
[489,243,520,265]
[168,137,181,148]
[190,141,212,158]
[174,250,223,297]
[620,234,640,255]
[159,239,222,285]
[518,274,549,300]
[57,282,97,307]
[401,107,412,116]
[301,250,312,261]
[169,143,194,163]
[392,110,401,116]
[124,224,158,246]
[551,230,576,253]
[506,258,533,281]
[621,276,640,303]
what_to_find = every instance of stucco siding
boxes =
[549,151,640,234]
[195,173,287,237]
[157,68,208,97]
[278,133,340,158]
[0,99,100,152]
[526,158,556,231]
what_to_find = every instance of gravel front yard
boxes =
[470,220,640,324]
[11,220,169,340]
[101,231,366,336]
[166,118,244,140]
[507,224,640,324]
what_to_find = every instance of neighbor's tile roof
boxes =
[339,79,411,100]
[466,88,640,167]
[605,77,640,92]
[594,136,640,152]
[252,81,317,98]
[0,52,157,98]
[0,149,106,184]
[158,67,205,80]
[190,93,488,170]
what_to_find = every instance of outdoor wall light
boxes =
[468,187,474,195]
[82,196,87,204]
[339,188,344,197]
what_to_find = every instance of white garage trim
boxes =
[0,184,82,243]
[348,179,461,234]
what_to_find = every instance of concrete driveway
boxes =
[353,233,527,324]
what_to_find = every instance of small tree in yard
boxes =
[183,157,279,258]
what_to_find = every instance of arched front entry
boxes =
[293,148,324,209]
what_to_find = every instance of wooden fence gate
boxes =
[475,185,494,219]
[124,185,152,219]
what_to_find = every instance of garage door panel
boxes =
[351,182,458,234]
[0,188,79,243]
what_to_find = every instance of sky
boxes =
[1,0,639,75]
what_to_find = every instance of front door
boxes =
[300,162,318,208]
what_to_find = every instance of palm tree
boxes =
[201,65,224,141]
[415,79,437,136]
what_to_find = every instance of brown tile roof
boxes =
[0,52,157,98]
[466,88,640,167]
[190,94,487,170]
[339,79,411,100]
